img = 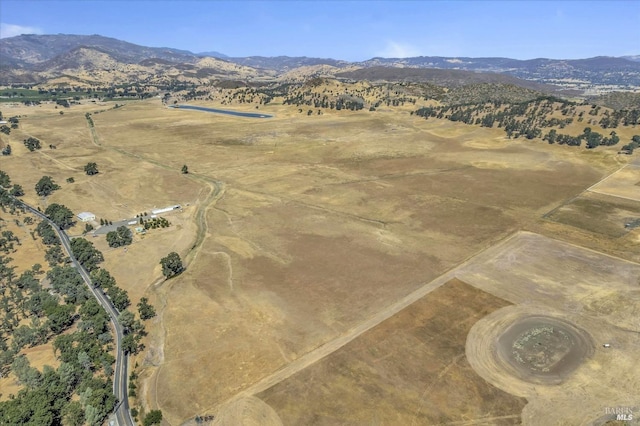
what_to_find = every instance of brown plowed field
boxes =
[257,279,526,425]
[2,100,637,425]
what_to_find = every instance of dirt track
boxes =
[206,231,640,425]
[208,232,524,413]
[461,233,640,426]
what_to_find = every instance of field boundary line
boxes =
[203,230,525,417]
[543,161,636,219]
[586,189,640,203]
[518,230,640,266]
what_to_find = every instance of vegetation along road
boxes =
[17,199,135,426]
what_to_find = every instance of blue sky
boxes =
[0,1,638,60]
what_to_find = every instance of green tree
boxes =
[70,238,104,271]
[90,268,116,289]
[35,176,61,196]
[160,252,183,279]
[137,297,156,320]
[122,334,138,355]
[83,162,99,176]
[106,226,133,248]
[23,137,41,151]
[117,310,136,333]
[48,265,89,305]
[181,164,188,174]
[45,245,66,266]
[106,286,130,311]
[36,221,60,245]
[0,170,10,188]
[44,203,74,229]
[11,355,42,388]
[143,409,163,426]
[10,184,24,196]
[46,304,75,334]
[1,144,11,155]
[61,400,85,426]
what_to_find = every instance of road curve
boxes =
[18,200,135,426]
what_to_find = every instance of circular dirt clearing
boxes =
[212,396,283,426]
[496,315,594,385]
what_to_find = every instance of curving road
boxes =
[18,201,135,426]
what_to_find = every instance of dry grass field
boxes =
[546,191,640,238]
[0,213,59,400]
[256,278,526,425]
[459,232,640,425]
[1,98,638,425]
[588,163,640,202]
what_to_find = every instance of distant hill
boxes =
[0,34,638,93]
[197,51,228,59]
[0,34,197,69]
[226,56,351,72]
[589,91,640,110]
[357,56,640,87]
[335,66,561,93]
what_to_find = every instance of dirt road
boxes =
[207,231,523,414]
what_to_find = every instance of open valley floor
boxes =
[1,98,638,425]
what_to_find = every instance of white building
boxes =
[77,212,96,222]
[151,205,181,215]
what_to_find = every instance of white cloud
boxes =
[0,23,44,39]
[376,41,421,58]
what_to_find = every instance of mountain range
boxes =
[1,34,639,91]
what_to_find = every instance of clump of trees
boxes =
[44,203,74,229]
[84,162,98,176]
[23,137,41,151]
[70,238,104,272]
[142,217,170,230]
[621,135,640,154]
[143,410,163,426]
[35,176,60,196]
[90,268,130,311]
[1,144,10,156]
[0,170,10,188]
[106,226,133,248]
[137,297,156,320]
[36,220,59,245]
[160,252,183,279]
[0,197,118,425]
[413,96,637,149]
[9,184,24,196]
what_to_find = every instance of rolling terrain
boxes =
[1,33,639,426]
[1,34,639,93]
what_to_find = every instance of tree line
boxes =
[0,170,159,424]
[414,97,639,149]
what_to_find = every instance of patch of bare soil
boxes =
[211,396,282,426]
[496,316,594,385]
[257,279,527,425]
[461,232,640,425]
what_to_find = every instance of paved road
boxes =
[19,201,135,426]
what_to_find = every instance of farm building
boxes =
[77,212,96,222]
[151,205,181,215]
